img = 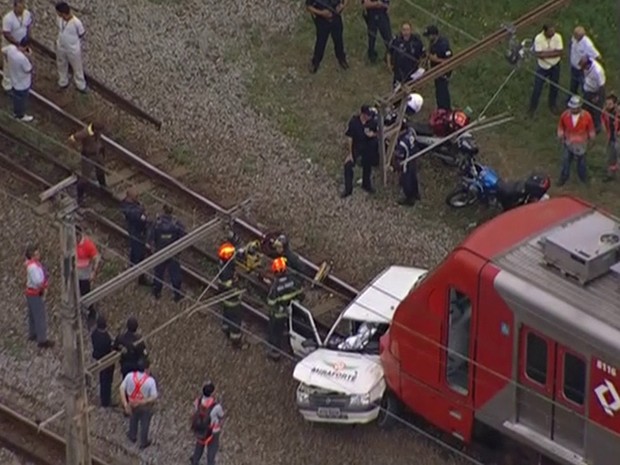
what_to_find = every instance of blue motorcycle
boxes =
[445,155,551,211]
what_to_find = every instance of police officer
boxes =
[120,188,149,286]
[113,317,148,380]
[342,105,377,197]
[217,242,244,349]
[423,25,453,110]
[393,121,420,206]
[91,315,114,407]
[149,205,185,302]
[306,0,349,74]
[362,0,392,64]
[266,257,302,361]
[389,22,425,88]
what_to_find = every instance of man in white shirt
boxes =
[2,37,33,122]
[580,57,606,134]
[2,0,32,92]
[55,1,86,92]
[120,359,158,449]
[24,245,53,348]
[528,24,563,115]
[569,26,601,96]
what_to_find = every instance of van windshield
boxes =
[325,319,389,354]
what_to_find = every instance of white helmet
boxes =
[407,93,424,114]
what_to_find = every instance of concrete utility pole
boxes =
[40,175,92,465]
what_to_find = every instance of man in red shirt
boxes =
[76,226,101,324]
[557,95,596,186]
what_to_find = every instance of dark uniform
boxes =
[218,259,243,348]
[120,195,149,285]
[424,26,453,110]
[267,271,302,360]
[362,0,392,63]
[342,107,377,197]
[393,125,420,206]
[91,319,114,407]
[306,0,348,73]
[150,212,185,301]
[389,31,425,87]
[114,328,148,380]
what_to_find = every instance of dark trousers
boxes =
[559,146,587,184]
[77,154,106,203]
[128,237,148,284]
[267,314,287,357]
[569,66,584,96]
[343,159,372,195]
[364,11,391,60]
[153,258,182,300]
[128,405,153,447]
[529,64,560,112]
[312,16,346,67]
[400,165,420,201]
[26,295,48,343]
[12,88,29,118]
[191,433,220,465]
[583,87,605,133]
[434,77,451,110]
[79,279,97,321]
[99,366,114,407]
[222,303,243,343]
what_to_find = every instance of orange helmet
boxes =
[218,242,236,261]
[271,256,288,274]
[451,111,469,129]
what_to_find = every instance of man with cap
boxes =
[557,95,595,186]
[190,381,225,465]
[91,315,114,407]
[75,225,100,325]
[569,26,601,97]
[341,104,377,198]
[121,188,149,286]
[305,0,349,74]
[114,317,148,379]
[423,25,453,110]
[361,0,392,64]
[120,359,157,449]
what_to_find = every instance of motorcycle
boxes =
[445,155,551,211]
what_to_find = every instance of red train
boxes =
[380,196,620,465]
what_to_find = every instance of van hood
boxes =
[293,348,383,395]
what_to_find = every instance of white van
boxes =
[289,265,428,424]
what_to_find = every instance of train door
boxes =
[517,326,587,453]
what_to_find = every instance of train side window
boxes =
[563,352,586,405]
[525,332,547,385]
[446,288,472,394]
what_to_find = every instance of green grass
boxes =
[247,0,620,219]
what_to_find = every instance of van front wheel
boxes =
[377,390,400,429]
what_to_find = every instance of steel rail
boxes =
[22,85,361,299]
[29,38,163,130]
[381,0,570,105]
[0,401,113,465]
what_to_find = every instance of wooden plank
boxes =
[106,167,136,187]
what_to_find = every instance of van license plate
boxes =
[317,407,343,418]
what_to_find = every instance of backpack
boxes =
[191,400,216,437]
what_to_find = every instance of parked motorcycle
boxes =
[445,156,551,211]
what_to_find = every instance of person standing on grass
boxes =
[91,315,114,408]
[361,0,392,64]
[2,0,33,92]
[569,26,601,97]
[341,105,376,198]
[528,24,563,116]
[24,245,54,349]
[55,1,86,93]
[557,96,595,186]
[120,359,157,450]
[306,0,349,74]
[423,25,453,110]
[388,22,425,89]
[602,94,620,182]
[2,36,33,122]
[580,57,606,134]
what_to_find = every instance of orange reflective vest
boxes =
[557,110,595,146]
[128,372,149,401]
[194,397,220,445]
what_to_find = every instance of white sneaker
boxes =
[19,115,34,122]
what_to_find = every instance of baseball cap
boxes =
[423,25,439,37]
[360,105,373,115]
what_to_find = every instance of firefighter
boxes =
[393,121,420,206]
[266,257,303,361]
[150,205,185,301]
[120,188,149,286]
[271,234,305,275]
[217,242,244,349]
[68,122,106,205]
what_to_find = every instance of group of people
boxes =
[2,0,87,122]
[528,23,618,184]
